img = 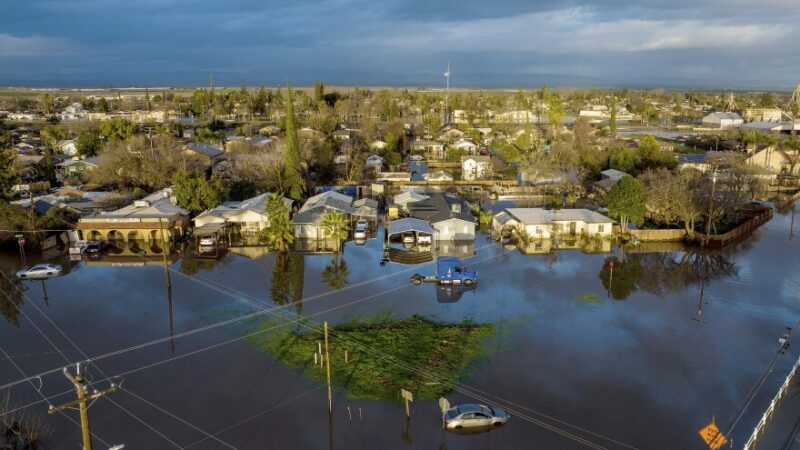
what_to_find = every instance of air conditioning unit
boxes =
[133,200,150,208]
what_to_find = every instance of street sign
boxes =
[438,397,450,414]
[18,238,25,247]
[698,417,728,450]
[400,388,413,402]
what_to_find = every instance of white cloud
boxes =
[0,34,72,57]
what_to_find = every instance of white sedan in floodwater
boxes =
[16,264,63,280]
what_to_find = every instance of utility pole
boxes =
[704,167,718,246]
[49,363,117,450]
[324,321,333,414]
[159,219,171,289]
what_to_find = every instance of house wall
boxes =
[294,224,323,239]
[229,210,269,234]
[433,218,475,241]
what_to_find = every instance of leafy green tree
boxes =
[76,130,102,157]
[40,93,55,116]
[609,100,617,135]
[313,81,325,104]
[171,172,228,213]
[0,149,19,200]
[635,135,675,171]
[321,210,348,252]
[283,83,305,200]
[144,88,151,111]
[97,97,109,113]
[606,175,646,230]
[498,143,521,164]
[258,193,294,252]
[383,151,402,167]
[609,147,635,174]
[99,117,137,142]
[599,256,643,300]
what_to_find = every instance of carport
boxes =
[388,218,434,243]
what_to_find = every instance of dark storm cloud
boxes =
[0,0,798,88]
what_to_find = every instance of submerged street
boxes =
[1,204,799,449]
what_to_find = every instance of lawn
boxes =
[246,315,494,401]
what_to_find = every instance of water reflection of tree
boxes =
[271,252,305,316]
[322,254,349,291]
[0,264,24,326]
[179,249,230,276]
[599,249,737,300]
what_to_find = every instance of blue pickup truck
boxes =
[411,257,478,286]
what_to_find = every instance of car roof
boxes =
[456,404,484,413]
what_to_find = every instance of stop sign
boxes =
[17,238,25,247]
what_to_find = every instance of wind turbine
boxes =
[444,63,451,124]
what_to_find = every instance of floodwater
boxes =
[1,205,799,449]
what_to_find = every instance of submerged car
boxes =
[199,236,216,246]
[16,264,63,280]
[354,219,369,240]
[444,404,509,430]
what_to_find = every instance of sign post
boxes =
[698,416,728,450]
[438,397,450,429]
[16,233,26,265]
[400,388,413,418]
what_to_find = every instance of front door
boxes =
[569,222,576,235]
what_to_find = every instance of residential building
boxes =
[461,155,491,181]
[293,191,377,239]
[58,140,78,156]
[184,142,225,167]
[194,193,294,236]
[365,154,384,173]
[742,108,783,122]
[61,157,100,177]
[410,139,445,159]
[409,193,476,241]
[744,145,798,174]
[393,191,429,211]
[493,208,614,238]
[453,139,478,153]
[424,169,454,182]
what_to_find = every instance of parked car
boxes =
[417,234,432,244]
[84,241,103,254]
[409,154,423,161]
[356,219,368,228]
[354,219,369,240]
[199,236,216,246]
[16,264,63,280]
[444,404,509,430]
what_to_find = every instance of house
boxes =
[409,193,476,241]
[410,139,445,159]
[259,125,281,136]
[194,193,294,236]
[184,142,225,167]
[333,129,352,141]
[495,110,544,124]
[424,169,454,182]
[744,145,798,174]
[130,110,167,123]
[393,191,429,211]
[333,153,350,164]
[225,135,271,151]
[13,142,38,154]
[492,208,614,238]
[58,140,78,156]
[78,187,190,244]
[365,154,384,173]
[742,121,797,133]
[441,128,465,142]
[461,155,491,181]
[453,139,478,153]
[593,169,629,193]
[370,140,388,151]
[701,112,743,129]
[293,191,377,239]
[60,103,85,121]
[61,157,100,177]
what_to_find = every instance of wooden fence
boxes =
[630,229,687,242]
[690,206,773,247]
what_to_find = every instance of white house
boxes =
[701,112,743,129]
[461,155,491,181]
[410,139,445,159]
[409,193,476,241]
[365,154,384,173]
[293,191,377,239]
[393,191,429,210]
[370,140,388,150]
[493,208,614,238]
[57,140,78,156]
[743,108,783,122]
[424,169,454,182]
[453,139,478,153]
[193,193,294,236]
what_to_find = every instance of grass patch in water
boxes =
[576,292,600,303]
[246,315,493,401]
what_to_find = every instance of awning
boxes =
[193,222,227,236]
[388,218,434,236]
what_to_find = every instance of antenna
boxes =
[444,62,451,124]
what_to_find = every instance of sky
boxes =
[0,0,799,89]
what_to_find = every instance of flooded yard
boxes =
[1,205,798,449]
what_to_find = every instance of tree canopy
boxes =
[606,175,646,230]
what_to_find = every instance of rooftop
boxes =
[504,208,614,225]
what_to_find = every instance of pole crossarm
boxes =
[48,386,118,414]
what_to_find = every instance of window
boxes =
[598,224,605,233]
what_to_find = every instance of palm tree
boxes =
[321,210,349,252]
[258,193,294,252]
[322,255,349,290]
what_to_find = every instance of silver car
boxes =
[444,404,509,430]
[16,264,63,280]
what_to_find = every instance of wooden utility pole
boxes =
[49,363,117,450]
[324,321,333,414]
[703,168,719,246]
[159,219,171,289]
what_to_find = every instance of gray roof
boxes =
[409,193,475,225]
[601,169,627,180]
[704,112,742,121]
[503,208,614,225]
[388,218,434,235]
[186,142,224,158]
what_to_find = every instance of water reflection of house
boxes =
[493,208,614,238]
[77,187,189,244]
[516,237,612,255]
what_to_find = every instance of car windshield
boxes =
[480,405,493,415]
[446,409,459,419]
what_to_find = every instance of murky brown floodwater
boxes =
[1,204,798,449]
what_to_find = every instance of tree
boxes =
[599,256,643,300]
[75,131,101,157]
[40,93,55,116]
[635,135,675,171]
[258,193,294,252]
[546,95,564,140]
[144,88,151,111]
[609,147,635,174]
[99,117,137,142]
[0,149,19,200]
[313,81,325,105]
[283,83,305,200]
[171,172,228,213]
[609,99,617,135]
[321,210,348,252]
[97,97,109,113]
[606,175,646,230]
